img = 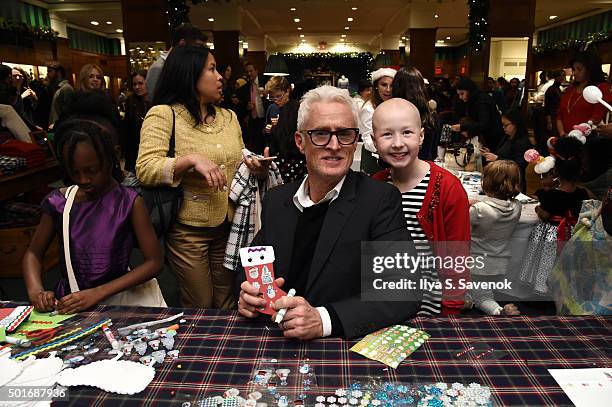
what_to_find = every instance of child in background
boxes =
[23,117,163,314]
[519,137,590,294]
[469,160,522,315]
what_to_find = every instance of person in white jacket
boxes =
[469,160,522,315]
[358,68,396,174]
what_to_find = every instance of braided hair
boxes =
[54,117,124,184]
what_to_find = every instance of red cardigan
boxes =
[372,162,471,314]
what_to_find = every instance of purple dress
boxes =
[41,184,139,298]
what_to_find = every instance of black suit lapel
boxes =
[277,185,300,279]
[306,172,358,292]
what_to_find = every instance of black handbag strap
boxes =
[167,106,176,158]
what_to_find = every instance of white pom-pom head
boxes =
[583,85,602,104]
[534,156,555,174]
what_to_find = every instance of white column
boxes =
[119,37,126,56]
[49,11,68,38]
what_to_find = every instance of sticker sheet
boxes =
[0,306,34,332]
[240,246,287,315]
[350,325,430,369]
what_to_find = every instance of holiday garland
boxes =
[467,0,489,54]
[280,52,375,81]
[0,17,59,42]
[533,31,611,54]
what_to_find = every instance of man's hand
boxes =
[22,88,37,100]
[56,288,103,314]
[501,303,520,316]
[238,277,285,318]
[482,152,498,162]
[272,296,323,340]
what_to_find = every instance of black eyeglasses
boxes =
[268,91,287,102]
[303,128,359,146]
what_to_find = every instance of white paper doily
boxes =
[57,359,155,395]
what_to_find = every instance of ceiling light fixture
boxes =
[352,7,358,11]
[208,18,214,22]
[340,38,345,42]
[300,34,304,38]
[341,34,346,38]
[90,21,99,25]
[106,21,112,25]
[549,15,558,20]
[347,17,353,22]
[446,36,450,40]
[344,26,350,30]
[434,14,439,18]
[116,29,123,33]
[297,26,302,30]
[294,18,300,23]
[290,7,296,11]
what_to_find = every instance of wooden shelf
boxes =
[0,159,62,201]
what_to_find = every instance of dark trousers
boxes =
[245,116,266,154]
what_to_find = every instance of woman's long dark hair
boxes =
[391,66,435,131]
[502,108,529,140]
[571,50,607,86]
[153,45,216,125]
[370,78,385,108]
[456,78,482,100]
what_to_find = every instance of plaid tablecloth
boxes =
[20,305,609,406]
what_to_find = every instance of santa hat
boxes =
[371,68,397,83]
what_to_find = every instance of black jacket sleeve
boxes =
[325,186,421,339]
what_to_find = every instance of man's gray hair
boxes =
[297,85,359,131]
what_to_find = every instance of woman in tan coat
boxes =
[137,46,267,309]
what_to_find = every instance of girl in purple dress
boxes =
[23,117,163,314]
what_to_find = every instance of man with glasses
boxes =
[237,86,419,340]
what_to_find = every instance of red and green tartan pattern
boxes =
[14,304,607,407]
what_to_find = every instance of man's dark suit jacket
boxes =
[236,75,269,120]
[237,170,420,339]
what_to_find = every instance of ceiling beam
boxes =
[47,2,121,12]
[535,8,610,31]
[381,0,412,35]
[240,6,277,47]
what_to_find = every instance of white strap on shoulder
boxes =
[62,185,81,293]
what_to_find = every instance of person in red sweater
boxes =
[557,51,612,136]
[371,98,471,315]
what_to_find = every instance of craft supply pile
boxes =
[0,304,185,402]
[179,379,495,407]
